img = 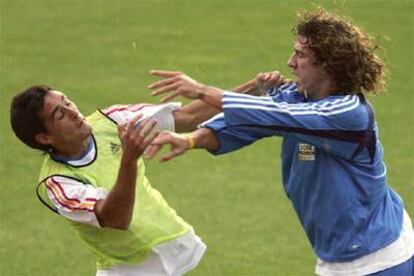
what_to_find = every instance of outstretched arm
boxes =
[150,70,287,132]
[149,70,224,109]
[145,128,219,162]
[172,100,220,133]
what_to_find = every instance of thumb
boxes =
[160,148,185,162]
[117,123,126,139]
[143,144,162,160]
[151,131,176,145]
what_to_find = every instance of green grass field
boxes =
[1,0,413,275]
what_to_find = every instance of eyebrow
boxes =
[50,95,65,120]
[294,49,305,55]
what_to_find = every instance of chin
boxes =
[296,83,305,92]
[86,127,93,136]
[82,123,93,136]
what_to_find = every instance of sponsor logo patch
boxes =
[298,143,315,161]
[110,142,121,155]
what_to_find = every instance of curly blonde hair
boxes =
[293,8,386,95]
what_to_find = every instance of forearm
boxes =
[174,100,220,133]
[174,81,264,133]
[95,156,137,229]
[232,78,263,95]
[173,86,223,132]
[191,127,220,151]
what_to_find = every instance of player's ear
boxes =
[35,132,52,146]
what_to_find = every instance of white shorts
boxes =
[96,229,206,276]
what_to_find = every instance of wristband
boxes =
[184,134,195,149]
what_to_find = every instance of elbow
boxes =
[100,220,131,230]
[96,211,132,230]
[111,223,130,230]
[94,200,133,230]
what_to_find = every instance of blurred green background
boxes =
[1,0,413,275]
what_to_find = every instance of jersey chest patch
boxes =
[110,142,121,155]
[298,143,315,161]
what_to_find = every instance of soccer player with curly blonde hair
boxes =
[146,8,414,275]
[293,8,386,96]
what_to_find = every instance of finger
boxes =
[276,75,285,86]
[256,73,265,81]
[160,148,184,162]
[139,119,157,138]
[126,113,144,133]
[143,131,164,159]
[236,78,255,92]
[269,73,282,84]
[258,73,272,82]
[160,91,181,103]
[150,131,175,145]
[149,77,178,89]
[129,118,151,141]
[150,70,182,78]
[263,73,272,81]
[143,144,162,160]
[271,74,284,86]
[117,123,127,139]
[151,82,179,96]
[142,130,159,149]
[270,72,281,79]
[144,131,176,160]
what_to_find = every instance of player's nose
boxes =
[287,53,297,68]
[65,106,80,120]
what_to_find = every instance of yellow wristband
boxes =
[184,134,195,149]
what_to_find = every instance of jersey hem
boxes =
[95,227,192,270]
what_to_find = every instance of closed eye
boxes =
[65,100,76,107]
[57,108,65,120]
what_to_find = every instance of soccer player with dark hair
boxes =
[147,9,414,275]
[9,85,222,275]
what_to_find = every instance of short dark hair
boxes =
[10,85,53,152]
[293,8,386,95]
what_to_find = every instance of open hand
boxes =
[232,70,291,95]
[255,71,289,92]
[117,114,158,162]
[144,131,191,162]
[149,70,206,102]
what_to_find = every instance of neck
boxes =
[53,136,90,158]
[307,80,336,100]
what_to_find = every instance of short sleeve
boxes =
[45,176,108,228]
[101,102,182,132]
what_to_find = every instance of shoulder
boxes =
[267,83,305,103]
[39,175,106,227]
[40,175,92,195]
[99,103,154,125]
[100,103,154,116]
[42,175,106,209]
[315,94,370,130]
[37,174,94,212]
[98,103,182,126]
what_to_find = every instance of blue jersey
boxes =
[202,83,403,262]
